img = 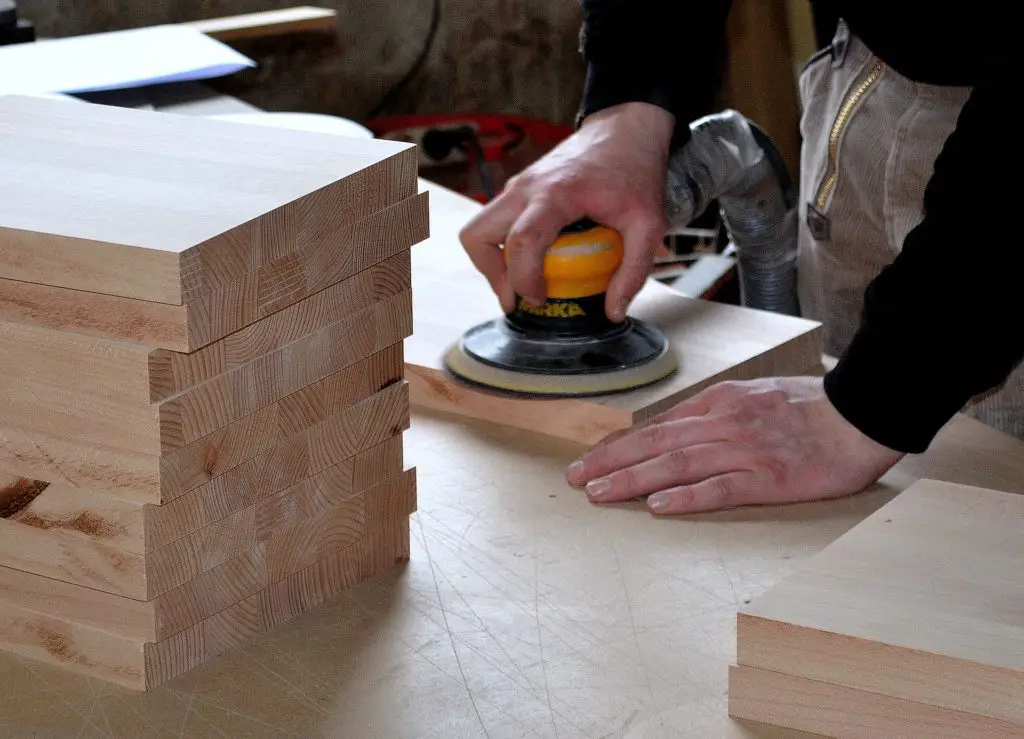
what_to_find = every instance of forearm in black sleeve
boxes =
[823,72,1024,453]
[577,0,733,148]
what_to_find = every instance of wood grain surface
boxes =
[0,289,411,455]
[736,478,1024,731]
[0,194,426,351]
[0,469,416,690]
[0,94,416,304]
[0,354,409,504]
[728,665,1024,738]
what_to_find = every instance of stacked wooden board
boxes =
[408,182,824,445]
[729,478,1024,738]
[0,95,425,689]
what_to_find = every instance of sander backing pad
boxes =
[443,220,678,398]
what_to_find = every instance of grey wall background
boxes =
[18,0,588,125]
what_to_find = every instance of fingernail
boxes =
[611,299,629,322]
[585,478,612,499]
[566,461,584,483]
[527,295,545,307]
[648,492,672,513]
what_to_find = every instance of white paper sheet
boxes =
[0,25,256,95]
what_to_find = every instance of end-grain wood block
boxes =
[0,434,406,602]
[407,182,822,445]
[0,289,412,455]
[0,353,410,504]
[0,467,417,689]
[733,478,1024,734]
[0,193,428,351]
[0,94,417,305]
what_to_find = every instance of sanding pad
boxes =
[443,315,678,398]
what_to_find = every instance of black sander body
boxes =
[444,219,678,397]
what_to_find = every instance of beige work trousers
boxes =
[796,20,1024,440]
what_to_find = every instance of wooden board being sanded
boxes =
[407,182,824,445]
[730,477,1024,736]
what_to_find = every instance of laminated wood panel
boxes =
[0,468,416,689]
[0,193,427,351]
[0,250,411,403]
[0,360,410,504]
[0,435,405,602]
[734,479,1024,731]
[728,665,1024,739]
[0,290,411,455]
[0,94,417,305]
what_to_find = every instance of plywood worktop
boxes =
[2,180,1022,737]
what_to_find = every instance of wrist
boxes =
[580,102,675,151]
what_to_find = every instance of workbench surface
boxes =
[4,165,1023,739]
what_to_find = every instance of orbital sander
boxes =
[444,219,677,397]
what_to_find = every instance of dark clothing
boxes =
[578,0,1022,453]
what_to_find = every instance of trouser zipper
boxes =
[806,59,885,240]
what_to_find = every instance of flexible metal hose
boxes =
[664,109,799,315]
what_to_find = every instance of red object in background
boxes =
[362,113,574,203]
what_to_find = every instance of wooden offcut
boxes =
[407,183,823,445]
[184,6,339,41]
[730,478,1024,735]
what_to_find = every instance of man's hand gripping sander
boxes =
[444,218,678,397]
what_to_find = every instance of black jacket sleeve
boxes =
[824,67,1024,453]
[577,0,733,148]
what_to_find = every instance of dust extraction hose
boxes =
[664,109,799,315]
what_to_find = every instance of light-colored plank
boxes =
[407,181,822,444]
[152,467,414,638]
[0,459,411,649]
[156,290,411,452]
[150,249,412,401]
[0,474,415,690]
[144,516,412,689]
[0,290,411,455]
[0,94,415,304]
[0,250,411,405]
[728,665,1024,739]
[0,193,426,351]
[0,430,406,602]
[145,430,403,553]
[737,478,1024,727]
[0,354,408,504]
[160,348,407,500]
[184,6,339,42]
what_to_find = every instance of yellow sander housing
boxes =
[444,219,678,397]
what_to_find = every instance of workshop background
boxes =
[18,0,816,175]
[15,0,820,299]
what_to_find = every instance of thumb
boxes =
[605,211,666,322]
